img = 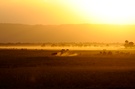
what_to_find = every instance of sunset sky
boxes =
[0,0,135,43]
[1,0,135,25]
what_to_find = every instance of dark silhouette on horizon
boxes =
[124,40,134,48]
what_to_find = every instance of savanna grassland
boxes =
[0,48,135,89]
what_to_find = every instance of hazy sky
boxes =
[0,0,135,43]
[1,0,135,25]
[0,0,84,25]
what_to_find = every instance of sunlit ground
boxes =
[0,43,135,89]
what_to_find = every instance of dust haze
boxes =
[1,23,135,89]
[1,0,135,88]
[0,23,135,43]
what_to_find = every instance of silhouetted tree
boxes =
[124,40,129,48]
[125,40,128,43]
[128,42,134,47]
[124,40,134,48]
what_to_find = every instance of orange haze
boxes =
[0,0,135,43]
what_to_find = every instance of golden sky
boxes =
[1,0,135,25]
[0,0,135,43]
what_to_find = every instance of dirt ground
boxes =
[0,49,135,89]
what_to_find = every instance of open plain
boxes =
[0,48,135,89]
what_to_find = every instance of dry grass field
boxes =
[0,49,135,89]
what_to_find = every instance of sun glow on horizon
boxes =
[64,0,135,24]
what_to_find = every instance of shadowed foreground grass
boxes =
[0,49,135,89]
